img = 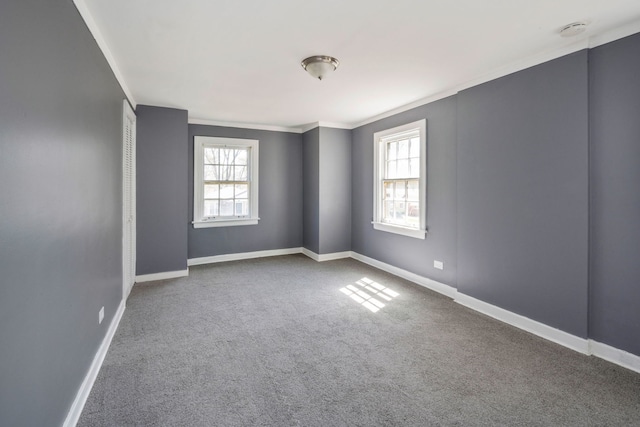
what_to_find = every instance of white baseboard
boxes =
[301,248,352,262]
[60,251,640,427]
[348,252,640,373]
[135,269,189,283]
[188,247,303,266]
[589,340,640,374]
[454,293,590,355]
[350,252,458,299]
[63,298,126,427]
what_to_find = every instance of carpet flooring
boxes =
[78,255,640,426]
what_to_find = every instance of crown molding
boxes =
[189,117,303,134]
[589,19,640,48]
[75,3,639,134]
[350,38,591,129]
[299,121,353,133]
[73,0,136,107]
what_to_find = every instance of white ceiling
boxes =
[79,0,640,130]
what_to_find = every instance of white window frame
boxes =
[372,119,427,239]
[193,136,259,228]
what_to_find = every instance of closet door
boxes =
[122,100,136,298]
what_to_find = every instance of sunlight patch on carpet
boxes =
[339,277,399,312]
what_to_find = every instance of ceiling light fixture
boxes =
[559,22,588,37]
[301,55,339,80]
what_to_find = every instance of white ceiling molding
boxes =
[299,122,352,133]
[77,1,640,131]
[350,39,591,129]
[299,123,320,133]
[349,88,460,130]
[352,22,640,130]
[317,121,352,130]
[589,18,640,48]
[188,118,303,134]
[73,0,136,107]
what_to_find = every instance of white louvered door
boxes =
[122,100,136,298]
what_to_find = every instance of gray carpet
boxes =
[78,255,640,426]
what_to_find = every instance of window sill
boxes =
[372,221,427,239]
[193,218,259,228]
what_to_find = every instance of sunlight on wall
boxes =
[339,277,399,313]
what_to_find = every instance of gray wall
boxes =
[589,34,640,355]
[318,128,352,254]
[136,105,188,275]
[302,127,352,255]
[188,125,303,258]
[351,96,458,286]
[303,128,320,253]
[0,0,126,425]
[456,51,589,337]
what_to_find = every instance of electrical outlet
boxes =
[434,260,444,270]
[98,306,104,324]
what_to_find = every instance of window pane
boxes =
[220,199,234,216]
[407,202,419,218]
[235,149,248,165]
[397,160,409,177]
[220,148,234,165]
[409,158,420,178]
[394,201,406,222]
[398,139,409,158]
[386,160,397,179]
[204,200,219,217]
[204,184,219,198]
[409,138,420,157]
[235,199,248,216]
[235,184,248,198]
[219,165,233,181]
[395,181,406,200]
[204,165,218,180]
[234,165,247,181]
[383,201,394,222]
[220,184,234,199]
[407,180,419,200]
[383,181,393,200]
[204,148,218,165]
[387,141,397,160]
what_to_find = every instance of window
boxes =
[373,119,427,239]
[193,136,259,228]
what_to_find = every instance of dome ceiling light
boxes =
[301,55,340,80]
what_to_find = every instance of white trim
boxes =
[63,299,126,427]
[351,251,640,373]
[299,123,319,133]
[72,0,136,107]
[193,218,259,228]
[122,100,136,300]
[135,269,189,283]
[351,88,459,129]
[589,340,640,374]
[589,19,640,49]
[454,293,590,355]
[301,248,351,262]
[183,26,640,134]
[373,119,427,238]
[189,117,302,134]
[193,136,259,226]
[372,222,427,239]
[350,39,592,129]
[350,252,457,299]
[76,1,637,138]
[188,247,303,266]
[300,121,353,133]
